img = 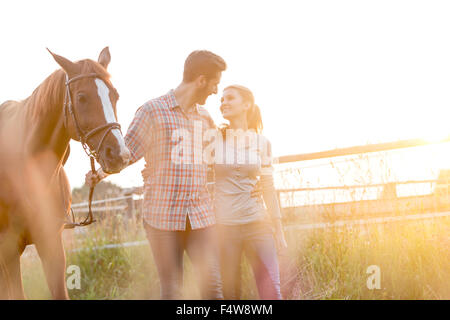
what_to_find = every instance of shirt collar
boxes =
[168,89,200,114]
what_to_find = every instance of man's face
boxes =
[196,72,222,105]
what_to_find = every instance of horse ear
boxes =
[47,48,79,77]
[98,47,111,69]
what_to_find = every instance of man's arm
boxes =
[85,103,153,187]
[124,103,154,165]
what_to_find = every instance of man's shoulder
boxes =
[141,91,172,112]
[197,106,216,128]
[197,105,212,118]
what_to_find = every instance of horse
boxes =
[0,47,131,299]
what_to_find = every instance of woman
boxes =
[213,84,287,300]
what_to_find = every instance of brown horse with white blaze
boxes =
[0,47,130,299]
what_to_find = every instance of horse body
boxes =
[0,48,130,299]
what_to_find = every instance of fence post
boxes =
[126,194,135,219]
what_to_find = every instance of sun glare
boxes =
[420,127,450,144]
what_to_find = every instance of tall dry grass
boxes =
[20,213,449,299]
[20,146,450,299]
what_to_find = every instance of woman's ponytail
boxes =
[247,103,263,134]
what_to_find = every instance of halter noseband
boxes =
[63,73,121,160]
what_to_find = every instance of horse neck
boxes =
[25,70,70,167]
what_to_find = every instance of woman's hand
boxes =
[141,163,152,180]
[250,180,263,198]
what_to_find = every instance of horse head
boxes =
[47,47,130,174]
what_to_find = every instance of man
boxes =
[86,50,226,299]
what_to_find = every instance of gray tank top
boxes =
[213,132,281,225]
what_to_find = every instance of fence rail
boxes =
[275,179,445,193]
[284,210,450,231]
[71,195,134,208]
[274,136,450,164]
[73,205,128,213]
[72,179,448,210]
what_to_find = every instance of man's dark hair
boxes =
[183,50,227,82]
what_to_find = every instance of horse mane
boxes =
[23,59,112,121]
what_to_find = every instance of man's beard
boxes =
[195,88,209,105]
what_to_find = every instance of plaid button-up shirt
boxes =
[124,90,216,230]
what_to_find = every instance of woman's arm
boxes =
[260,173,287,250]
[260,173,281,220]
[259,136,287,250]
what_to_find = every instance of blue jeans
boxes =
[218,221,282,300]
[144,219,223,300]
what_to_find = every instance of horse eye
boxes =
[77,94,87,104]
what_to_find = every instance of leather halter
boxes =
[63,73,121,229]
[63,73,121,160]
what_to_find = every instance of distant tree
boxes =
[72,181,124,204]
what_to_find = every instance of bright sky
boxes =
[1,0,449,189]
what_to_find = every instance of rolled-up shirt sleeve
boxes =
[124,104,153,165]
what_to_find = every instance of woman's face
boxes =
[220,88,250,121]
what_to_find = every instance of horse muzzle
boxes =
[98,144,131,174]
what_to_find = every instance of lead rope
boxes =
[83,156,97,225]
[64,157,97,229]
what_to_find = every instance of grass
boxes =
[284,218,449,299]
[20,147,450,299]
[20,212,450,300]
